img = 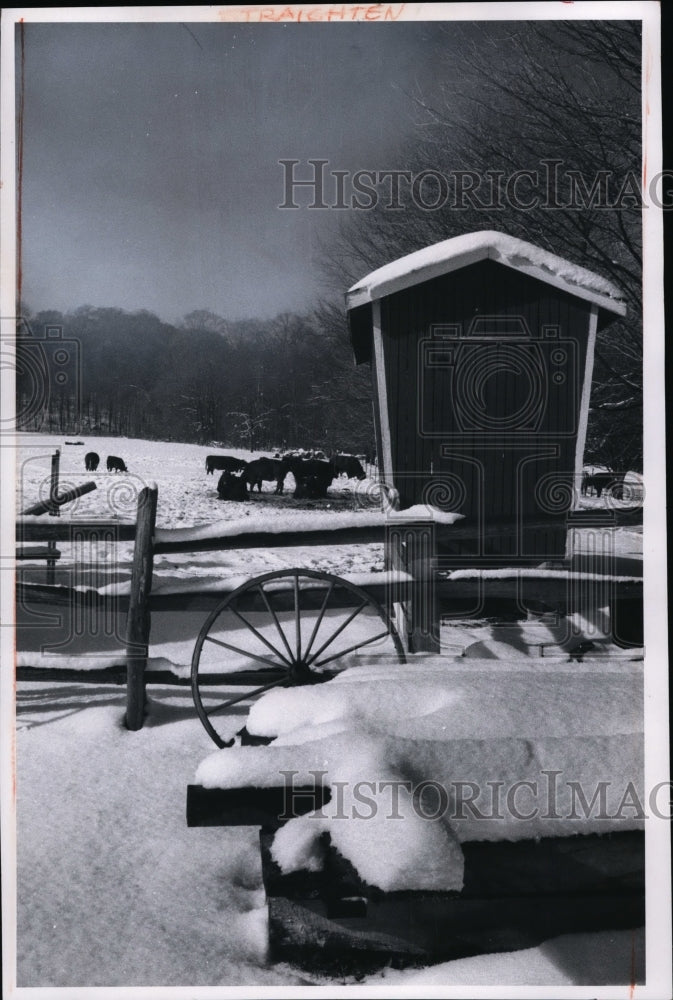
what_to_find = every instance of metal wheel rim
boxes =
[191,567,406,747]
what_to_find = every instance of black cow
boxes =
[582,471,625,499]
[107,455,127,473]
[85,451,100,471]
[216,470,248,501]
[332,453,366,480]
[206,454,248,476]
[244,457,289,494]
[287,457,337,499]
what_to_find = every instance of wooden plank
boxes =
[16,666,295,687]
[267,891,645,974]
[17,666,128,684]
[15,581,394,615]
[186,784,331,828]
[153,523,386,554]
[22,480,98,517]
[260,828,644,973]
[125,485,158,730]
[16,583,129,609]
[16,519,137,542]
[15,547,62,560]
[373,298,394,489]
[261,826,644,900]
[576,304,598,485]
[153,510,642,557]
[437,575,642,604]
[569,507,642,527]
[49,448,61,515]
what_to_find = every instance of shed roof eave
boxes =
[345,231,627,318]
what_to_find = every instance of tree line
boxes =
[16,304,376,456]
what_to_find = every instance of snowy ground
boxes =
[8,433,648,991]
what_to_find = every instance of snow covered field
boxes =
[8,433,649,991]
[14,433,383,530]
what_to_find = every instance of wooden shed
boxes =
[346,231,626,563]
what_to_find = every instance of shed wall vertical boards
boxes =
[347,233,626,565]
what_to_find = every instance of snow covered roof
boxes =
[346,230,627,316]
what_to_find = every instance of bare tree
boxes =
[324,21,643,468]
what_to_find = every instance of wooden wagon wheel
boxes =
[191,568,406,747]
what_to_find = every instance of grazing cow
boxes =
[582,471,625,499]
[286,457,337,499]
[244,457,289,494]
[85,451,100,471]
[216,470,248,501]
[107,455,127,473]
[332,453,367,480]
[206,454,248,476]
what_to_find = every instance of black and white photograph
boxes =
[1,3,669,995]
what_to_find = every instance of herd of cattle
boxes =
[84,451,128,473]
[80,448,366,500]
[80,447,629,504]
[206,450,368,501]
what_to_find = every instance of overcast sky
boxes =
[18,19,467,323]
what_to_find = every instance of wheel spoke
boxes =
[206,676,289,716]
[294,571,302,662]
[257,583,296,663]
[304,600,368,666]
[301,581,335,663]
[204,634,287,671]
[228,605,294,668]
[311,629,393,669]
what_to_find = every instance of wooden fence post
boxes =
[386,518,439,654]
[46,539,57,584]
[125,483,158,731]
[49,448,60,516]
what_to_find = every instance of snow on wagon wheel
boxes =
[191,568,406,748]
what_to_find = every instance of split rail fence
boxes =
[16,479,643,732]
